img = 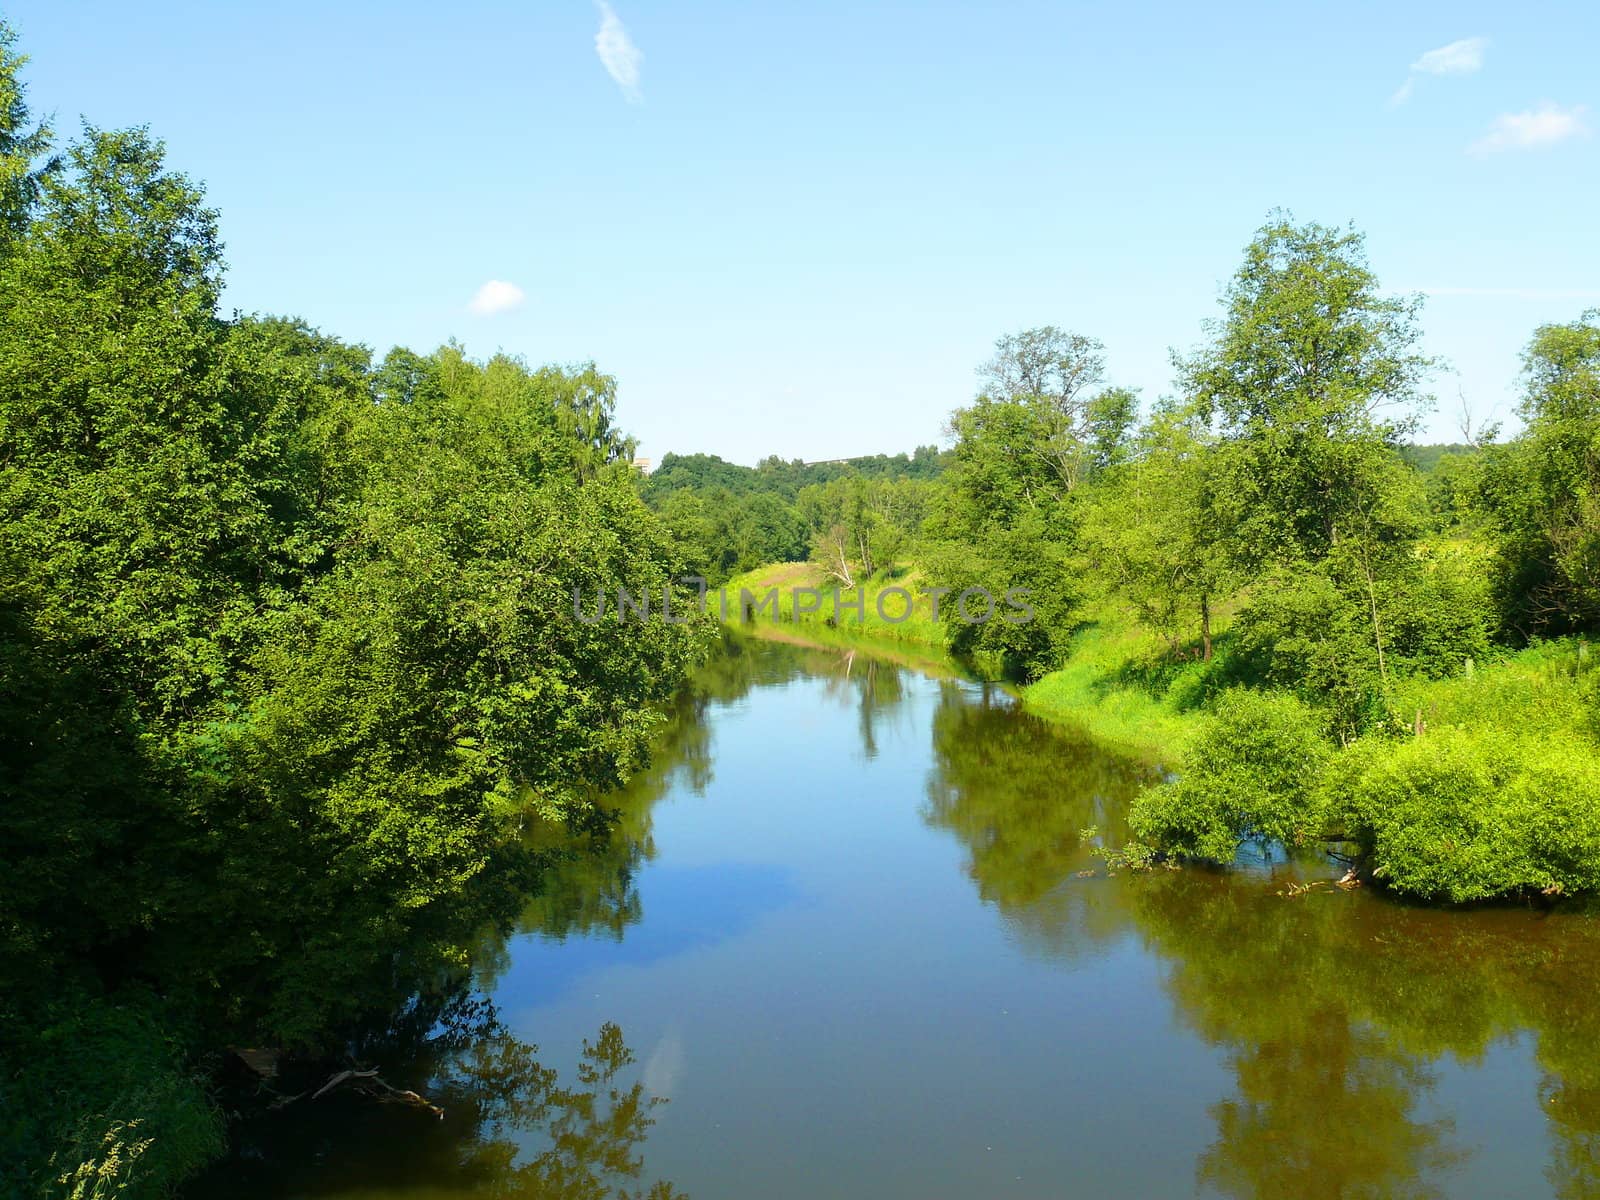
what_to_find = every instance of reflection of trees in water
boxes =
[1127,874,1600,1200]
[1131,875,1462,1199]
[921,676,1600,1198]
[818,650,908,761]
[209,985,683,1199]
[517,633,934,950]
[923,683,1154,960]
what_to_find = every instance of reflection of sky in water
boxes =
[497,861,806,1008]
[483,642,1600,1200]
[203,637,1600,1200]
[491,660,1225,1198]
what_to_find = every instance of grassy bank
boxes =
[723,560,1600,901]
[1018,602,1221,763]
[715,563,950,653]
[718,563,1215,760]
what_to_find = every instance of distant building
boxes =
[631,456,653,474]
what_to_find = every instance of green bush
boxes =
[1333,730,1600,901]
[1230,569,1389,740]
[1130,690,1331,862]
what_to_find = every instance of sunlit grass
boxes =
[1020,600,1217,763]
[713,562,949,651]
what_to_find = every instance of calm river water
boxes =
[208,632,1600,1199]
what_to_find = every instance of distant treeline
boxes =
[640,448,947,583]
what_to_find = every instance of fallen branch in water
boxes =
[1277,880,1328,898]
[253,1057,444,1120]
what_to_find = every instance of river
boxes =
[199,631,1600,1199]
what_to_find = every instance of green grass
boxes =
[1391,638,1597,741]
[713,562,949,652]
[1019,600,1221,763]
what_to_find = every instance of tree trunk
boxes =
[1200,592,1213,661]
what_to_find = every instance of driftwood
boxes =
[239,1052,444,1120]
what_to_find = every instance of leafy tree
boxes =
[921,327,1135,676]
[796,475,934,586]
[1480,311,1600,637]
[975,326,1132,492]
[1179,215,1433,568]
[1081,399,1233,658]
[0,21,55,242]
[1170,216,1482,730]
[0,31,711,1193]
[736,490,808,567]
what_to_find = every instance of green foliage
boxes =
[1,992,223,1200]
[1130,690,1331,862]
[1401,443,1484,532]
[919,326,1138,677]
[797,474,934,586]
[641,445,946,505]
[1080,399,1231,658]
[644,449,942,585]
[1329,730,1600,902]
[0,21,56,242]
[1118,634,1600,902]
[1178,214,1433,568]
[1479,310,1600,638]
[0,33,709,1195]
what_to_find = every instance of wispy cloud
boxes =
[1390,36,1488,105]
[467,280,526,316]
[1416,285,1600,301]
[595,2,642,103]
[1470,102,1590,153]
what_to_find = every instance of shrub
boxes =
[1130,690,1331,862]
[1331,729,1600,901]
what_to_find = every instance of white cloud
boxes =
[595,2,642,102]
[1470,102,1591,153]
[1390,35,1487,105]
[1412,37,1489,76]
[467,280,526,316]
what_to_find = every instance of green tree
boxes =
[976,326,1132,492]
[0,40,711,1193]
[0,21,56,242]
[1178,215,1434,568]
[1480,311,1600,637]
[1173,216,1483,731]
[1081,399,1232,658]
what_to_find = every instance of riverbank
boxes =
[712,564,1206,763]
[717,563,951,654]
[719,560,1600,901]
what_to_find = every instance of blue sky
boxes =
[7,1,1598,463]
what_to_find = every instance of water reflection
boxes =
[200,635,1600,1199]
[202,993,683,1199]
[914,646,1600,1199]
[924,682,1155,962]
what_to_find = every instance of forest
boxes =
[4,15,1600,1200]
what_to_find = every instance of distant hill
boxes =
[641,446,948,502]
